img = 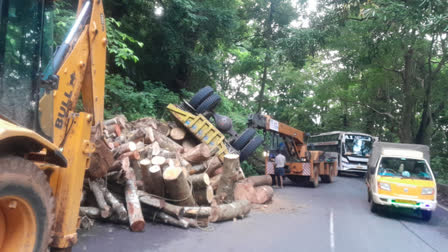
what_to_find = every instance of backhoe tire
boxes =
[196,94,221,113]
[309,166,320,188]
[0,156,54,252]
[239,135,263,161]
[231,128,256,151]
[189,86,214,109]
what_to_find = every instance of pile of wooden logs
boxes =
[80,115,271,231]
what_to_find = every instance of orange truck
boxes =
[248,113,337,187]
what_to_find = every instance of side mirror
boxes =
[433,171,439,178]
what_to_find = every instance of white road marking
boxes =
[438,203,448,212]
[330,208,335,252]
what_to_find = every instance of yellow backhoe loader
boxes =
[0,0,106,251]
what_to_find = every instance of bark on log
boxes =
[124,172,145,232]
[87,127,115,178]
[158,150,177,159]
[188,164,206,175]
[209,200,251,223]
[138,190,184,217]
[79,206,101,218]
[254,186,274,204]
[153,211,189,229]
[118,151,140,161]
[144,127,155,144]
[143,165,165,197]
[193,185,214,205]
[215,154,240,204]
[88,179,111,218]
[246,175,272,187]
[128,128,146,142]
[213,167,223,176]
[182,206,212,218]
[170,127,186,141]
[113,142,137,157]
[189,173,210,189]
[182,143,211,164]
[205,156,222,177]
[163,166,196,206]
[102,186,128,221]
[210,174,222,191]
[153,129,183,152]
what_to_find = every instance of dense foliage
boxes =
[56,0,447,182]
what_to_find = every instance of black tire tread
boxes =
[189,86,214,109]
[239,135,263,161]
[196,94,221,113]
[232,128,256,150]
[0,155,54,252]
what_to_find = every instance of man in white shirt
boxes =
[274,152,286,188]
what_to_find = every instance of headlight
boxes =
[379,182,391,191]
[421,187,434,195]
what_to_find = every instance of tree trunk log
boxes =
[189,173,210,189]
[209,200,251,222]
[246,175,272,187]
[153,129,183,152]
[142,164,165,197]
[151,156,166,166]
[144,127,155,144]
[79,206,101,218]
[210,174,222,191]
[205,156,222,177]
[156,122,171,137]
[87,129,115,178]
[215,154,240,204]
[102,186,128,221]
[113,142,137,157]
[88,179,111,218]
[182,143,211,164]
[163,166,196,206]
[193,185,214,205]
[138,190,184,217]
[188,164,206,175]
[124,170,145,232]
[153,211,189,229]
[254,186,274,204]
[182,206,212,218]
[170,127,186,141]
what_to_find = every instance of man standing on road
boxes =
[275,152,286,188]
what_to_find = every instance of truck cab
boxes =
[366,142,437,221]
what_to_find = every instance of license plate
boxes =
[393,199,416,205]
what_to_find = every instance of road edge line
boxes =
[438,203,448,212]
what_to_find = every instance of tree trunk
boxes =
[88,179,111,218]
[192,185,214,205]
[209,200,251,222]
[182,143,211,164]
[124,172,146,232]
[153,129,183,152]
[142,164,165,197]
[188,173,210,189]
[170,127,186,141]
[205,156,222,177]
[215,154,240,204]
[138,190,183,217]
[246,175,272,187]
[102,186,128,221]
[163,166,196,206]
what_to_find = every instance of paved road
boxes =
[73,176,448,252]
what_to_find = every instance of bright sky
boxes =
[291,0,318,28]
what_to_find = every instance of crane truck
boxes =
[0,0,106,251]
[248,113,337,187]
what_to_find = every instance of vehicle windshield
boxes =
[378,157,433,180]
[0,0,42,129]
[344,135,373,157]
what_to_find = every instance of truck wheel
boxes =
[309,166,319,188]
[0,156,54,252]
[196,94,221,113]
[370,200,379,213]
[239,135,263,161]
[189,86,214,109]
[421,210,432,221]
[321,165,334,183]
[231,128,256,150]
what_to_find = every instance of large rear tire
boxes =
[189,86,214,109]
[309,166,319,188]
[239,135,263,161]
[196,94,221,113]
[0,156,54,252]
[231,128,256,151]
